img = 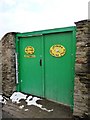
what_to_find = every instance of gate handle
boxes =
[40,59,42,66]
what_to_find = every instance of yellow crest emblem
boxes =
[25,46,34,55]
[50,44,66,57]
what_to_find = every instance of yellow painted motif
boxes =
[24,55,36,58]
[25,46,34,55]
[50,44,66,57]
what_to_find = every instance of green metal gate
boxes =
[16,26,76,109]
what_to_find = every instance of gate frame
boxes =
[15,26,76,110]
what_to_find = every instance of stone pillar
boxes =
[0,40,2,94]
[1,33,16,97]
[73,20,90,117]
[0,40,2,119]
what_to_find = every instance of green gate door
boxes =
[17,36,44,97]
[16,26,76,109]
[44,32,75,106]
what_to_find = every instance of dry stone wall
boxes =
[1,33,16,97]
[73,20,90,117]
[0,40,2,94]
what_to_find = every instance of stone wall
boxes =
[73,20,90,117]
[0,40,2,94]
[1,33,16,97]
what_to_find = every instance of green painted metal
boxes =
[16,26,76,109]
[17,36,44,96]
[44,32,76,109]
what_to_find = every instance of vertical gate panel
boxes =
[18,36,44,96]
[44,32,75,107]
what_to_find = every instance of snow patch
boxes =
[3,96,9,101]
[5,92,53,112]
[19,105,24,109]
[25,96,32,103]
[24,109,28,111]
[26,96,53,112]
[10,92,27,103]
[26,96,42,108]
[0,95,7,104]
[0,95,3,101]
[41,107,53,112]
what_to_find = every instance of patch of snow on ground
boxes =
[24,109,28,111]
[26,96,42,108]
[0,95,3,102]
[19,105,24,109]
[0,95,7,104]
[41,107,53,112]
[25,96,32,103]
[26,96,53,112]
[10,92,27,103]
[3,96,9,101]
[8,92,53,112]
